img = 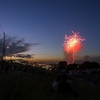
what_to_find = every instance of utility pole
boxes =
[3,32,5,60]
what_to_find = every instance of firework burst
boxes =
[63,31,85,64]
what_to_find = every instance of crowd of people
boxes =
[51,61,79,98]
[51,60,100,98]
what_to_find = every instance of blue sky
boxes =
[0,0,100,63]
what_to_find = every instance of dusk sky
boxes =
[0,0,100,63]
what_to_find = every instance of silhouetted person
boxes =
[58,74,79,97]
[57,61,67,73]
[52,75,61,92]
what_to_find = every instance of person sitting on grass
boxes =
[52,75,61,92]
[58,74,79,97]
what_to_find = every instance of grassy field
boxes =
[0,69,100,100]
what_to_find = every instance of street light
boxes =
[7,46,9,49]
[6,46,12,60]
[7,46,10,60]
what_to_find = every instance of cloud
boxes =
[89,56,100,62]
[40,54,45,55]
[84,55,100,62]
[0,34,41,56]
[75,55,100,64]
[84,55,89,61]
[15,54,35,59]
[32,43,42,45]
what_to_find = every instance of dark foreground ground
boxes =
[0,65,100,100]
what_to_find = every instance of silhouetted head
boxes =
[62,74,68,81]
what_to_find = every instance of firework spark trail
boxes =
[63,31,85,64]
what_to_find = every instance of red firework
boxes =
[63,31,85,53]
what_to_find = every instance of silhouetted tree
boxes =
[57,61,67,71]
[90,62,100,69]
[79,61,91,70]
[67,63,78,70]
